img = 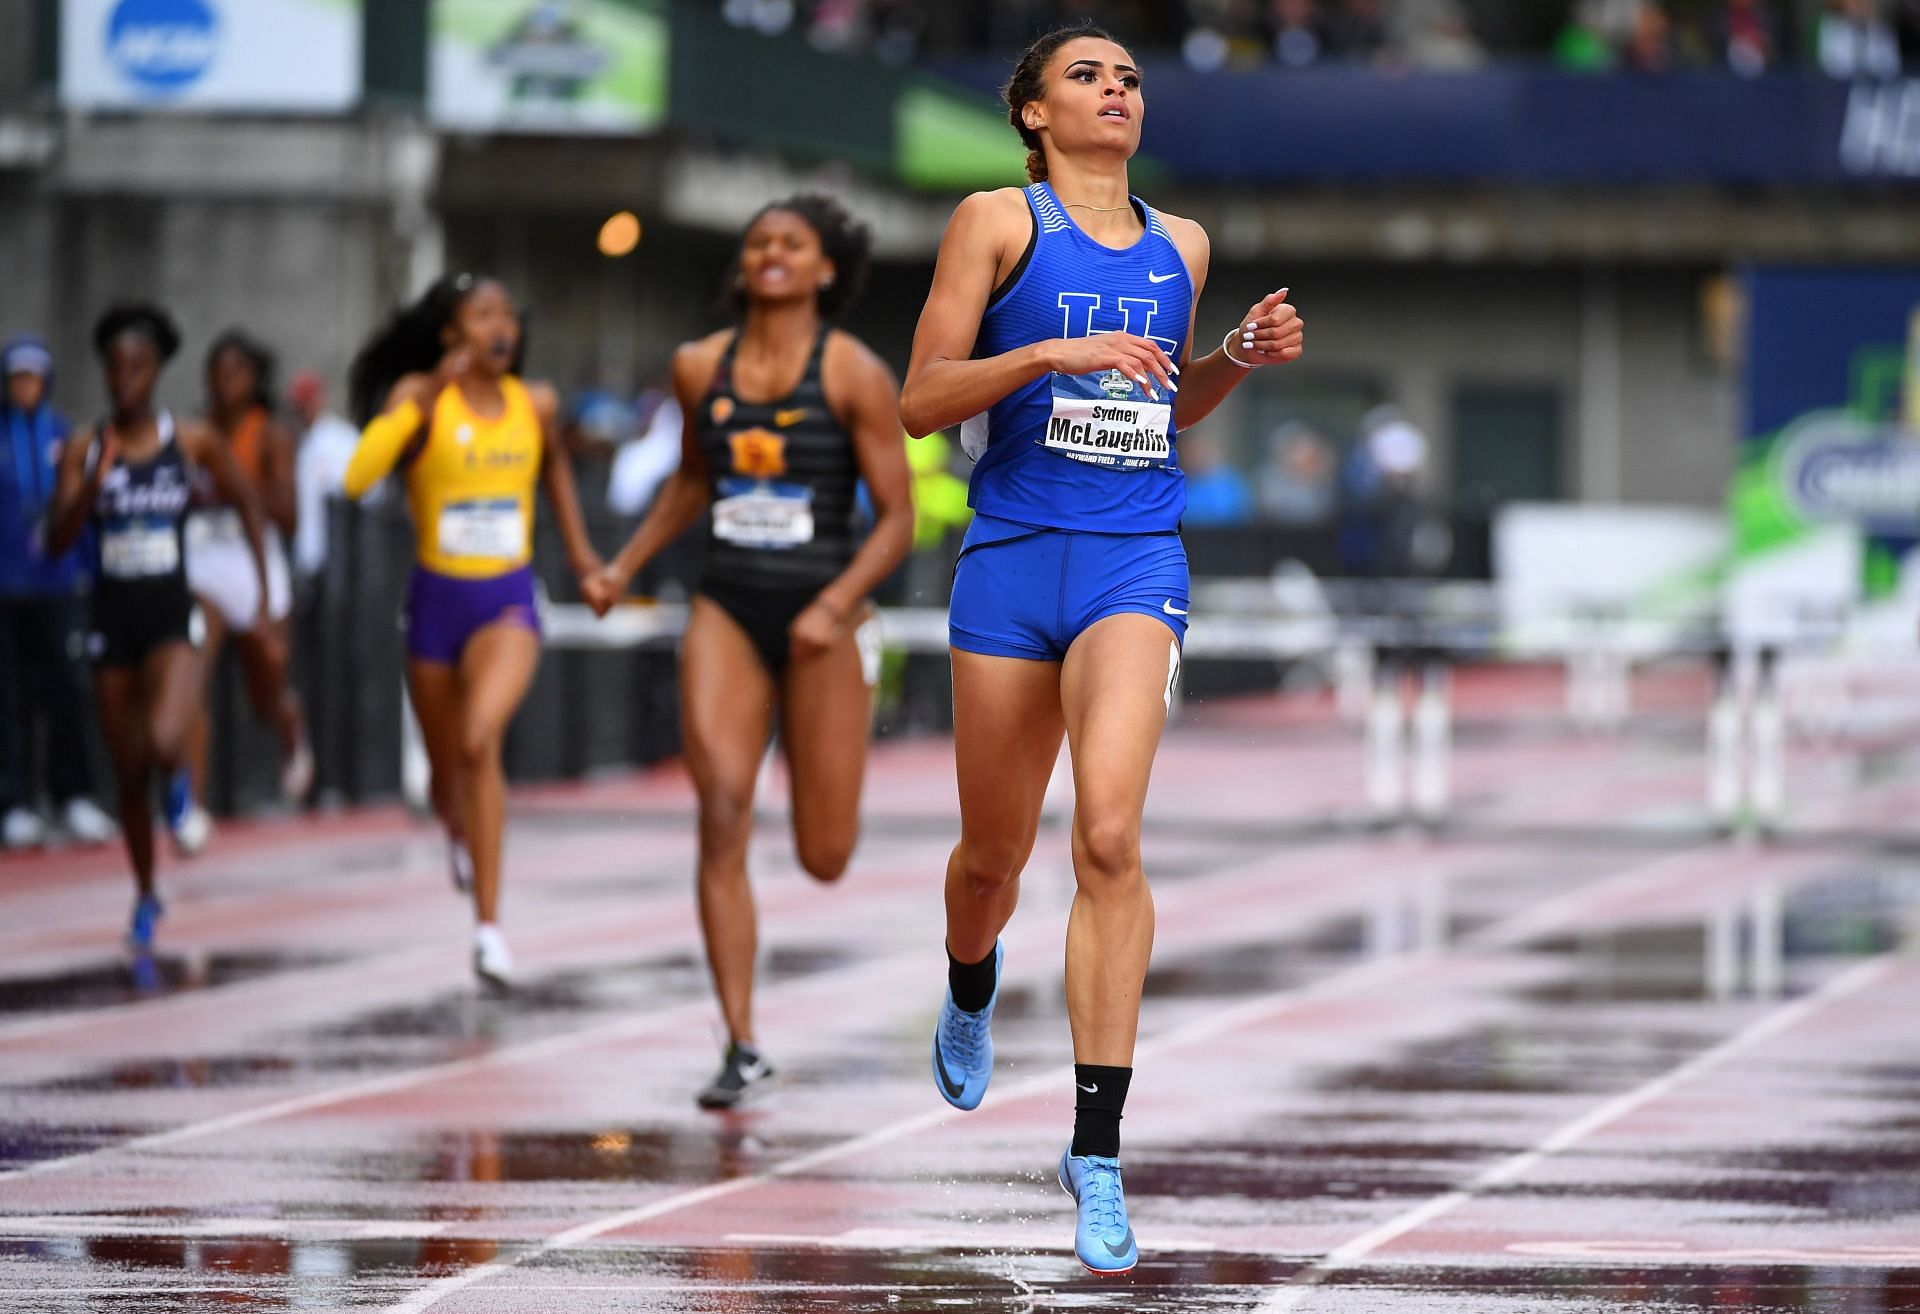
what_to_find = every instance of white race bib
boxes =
[712,482,815,550]
[101,524,180,579]
[438,498,526,561]
[1042,370,1172,469]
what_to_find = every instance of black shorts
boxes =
[696,577,821,676]
[88,584,199,669]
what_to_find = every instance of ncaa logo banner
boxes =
[61,0,363,111]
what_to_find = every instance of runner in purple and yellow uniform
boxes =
[346,273,602,992]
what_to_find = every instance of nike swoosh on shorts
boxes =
[1162,600,1189,616]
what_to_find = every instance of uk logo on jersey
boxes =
[1056,292,1179,357]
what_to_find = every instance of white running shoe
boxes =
[3,807,45,850]
[172,804,213,857]
[473,923,513,992]
[448,840,474,894]
[280,738,314,802]
[61,797,116,845]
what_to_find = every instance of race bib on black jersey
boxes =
[712,478,815,550]
[1041,368,1172,470]
[100,522,180,579]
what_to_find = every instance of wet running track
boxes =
[3,670,1919,1312]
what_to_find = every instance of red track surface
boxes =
[2,675,1918,1312]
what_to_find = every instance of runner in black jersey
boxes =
[585,195,913,1108]
[45,304,273,951]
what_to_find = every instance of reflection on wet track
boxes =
[2,704,1918,1311]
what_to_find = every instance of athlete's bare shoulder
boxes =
[823,328,888,377]
[822,329,899,417]
[670,330,732,405]
[519,377,560,421]
[952,187,1030,233]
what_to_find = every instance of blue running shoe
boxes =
[1058,1148,1138,1275]
[931,939,1002,1111]
[127,895,164,951]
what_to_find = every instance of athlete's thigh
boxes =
[143,640,205,756]
[778,627,870,843]
[679,597,776,803]
[193,596,229,680]
[951,647,1064,855]
[1059,612,1179,822]
[455,623,541,743]
[229,623,289,698]
[406,658,466,778]
[92,666,146,773]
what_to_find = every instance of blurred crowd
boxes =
[722,0,1920,76]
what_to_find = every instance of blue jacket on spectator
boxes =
[0,336,84,596]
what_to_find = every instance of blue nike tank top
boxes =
[959,182,1193,534]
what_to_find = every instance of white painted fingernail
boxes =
[1246,322,1258,331]
[1168,361,1181,374]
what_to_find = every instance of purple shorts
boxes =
[405,565,541,665]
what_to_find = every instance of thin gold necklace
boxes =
[1062,201,1129,211]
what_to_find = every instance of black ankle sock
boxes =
[946,943,998,1013]
[1069,1064,1132,1159]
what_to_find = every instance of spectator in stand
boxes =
[1257,422,1336,527]
[1818,0,1902,77]
[288,370,370,581]
[1181,431,1256,528]
[606,388,682,519]
[1555,0,1617,69]
[1269,0,1327,66]
[1623,0,1674,71]
[1182,0,1269,70]
[1716,0,1782,74]
[1399,0,1487,68]
[0,337,114,848]
[1325,0,1390,61]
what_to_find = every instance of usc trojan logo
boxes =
[729,427,787,479]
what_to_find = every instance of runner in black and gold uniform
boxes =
[585,195,913,1108]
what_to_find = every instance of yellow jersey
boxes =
[407,378,543,578]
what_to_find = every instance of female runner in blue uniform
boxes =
[45,304,274,950]
[899,24,1304,1274]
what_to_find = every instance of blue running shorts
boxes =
[948,513,1190,661]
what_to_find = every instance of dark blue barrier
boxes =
[921,60,1920,186]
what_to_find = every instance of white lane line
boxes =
[377,840,1784,1314]
[0,832,1375,1186]
[1502,1240,1920,1267]
[1254,952,1899,1312]
[0,953,914,1186]
[0,1285,943,1300]
[0,1216,452,1240]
